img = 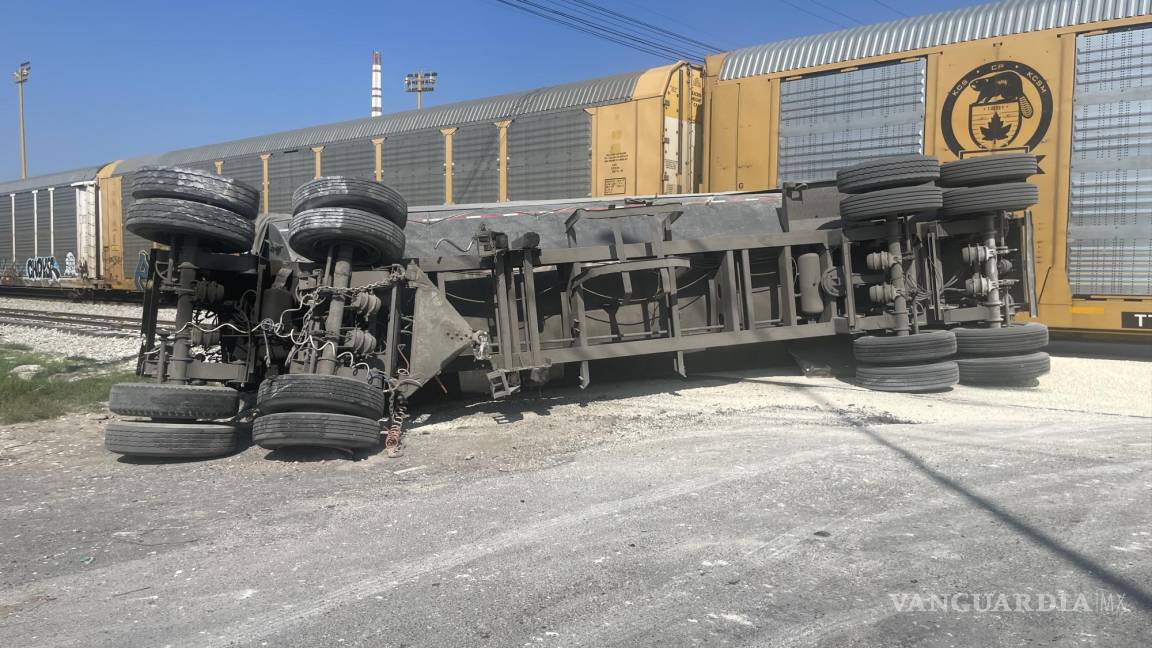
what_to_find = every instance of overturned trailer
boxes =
[105,156,1050,458]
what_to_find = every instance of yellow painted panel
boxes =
[636,97,664,195]
[736,78,772,191]
[97,175,124,287]
[708,83,740,192]
[591,102,637,197]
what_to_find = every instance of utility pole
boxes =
[13,61,30,179]
[404,71,437,111]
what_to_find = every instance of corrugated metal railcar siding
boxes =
[51,188,78,273]
[720,0,1152,80]
[321,140,375,180]
[1069,26,1152,296]
[777,60,926,184]
[382,130,444,206]
[217,155,264,201]
[0,196,12,263]
[507,110,591,201]
[36,192,51,257]
[120,172,154,267]
[268,150,315,213]
[13,192,34,263]
[453,125,499,204]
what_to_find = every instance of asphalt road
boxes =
[0,354,1149,647]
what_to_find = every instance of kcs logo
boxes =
[941,61,1053,156]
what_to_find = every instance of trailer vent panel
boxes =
[777,59,926,184]
[1069,26,1152,297]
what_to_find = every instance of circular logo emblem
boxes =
[941,61,1053,156]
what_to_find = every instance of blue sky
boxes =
[0,0,981,180]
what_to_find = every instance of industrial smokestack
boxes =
[371,51,382,117]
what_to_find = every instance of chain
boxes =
[314,270,403,297]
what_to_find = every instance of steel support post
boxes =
[982,212,1005,328]
[317,245,352,375]
[167,238,199,384]
[885,218,910,336]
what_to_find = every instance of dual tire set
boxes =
[836,153,1041,224]
[106,171,407,458]
[107,168,262,458]
[836,154,1048,392]
[124,167,260,252]
[251,177,410,452]
[852,324,1050,392]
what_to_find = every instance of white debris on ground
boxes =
[0,325,142,362]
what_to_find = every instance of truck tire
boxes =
[941,182,1039,218]
[252,412,380,451]
[109,383,239,419]
[289,207,405,266]
[835,155,940,194]
[126,198,254,252]
[105,421,238,458]
[257,374,386,419]
[954,322,1049,355]
[853,330,956,364]
[839,185,943,222]
[856,361,959,393]
[956,352,1050,385]
[939,154,1039,188]
[131,166,259,218]
[292,177,408,228]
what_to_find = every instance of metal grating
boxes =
[321,140,376,180]
[777,60,926,184]
[453,124,500,205]
[382,130,445,207]
[0,195,11,263]
[12,192,34,264]
[507,110,591,201]
[267,149,315,213]
[217,156,265,202]
[1069,26,1152,296]
[721,0,1152,81]
[51,188,78,271]
[35,192,50,257]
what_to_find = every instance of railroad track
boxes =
[0,307,175,338]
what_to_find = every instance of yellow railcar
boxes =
[703,0,1152,335]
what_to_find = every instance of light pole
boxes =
[404,71,437,111]
[13,61,29,179]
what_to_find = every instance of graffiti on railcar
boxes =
[21,253,80,281]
